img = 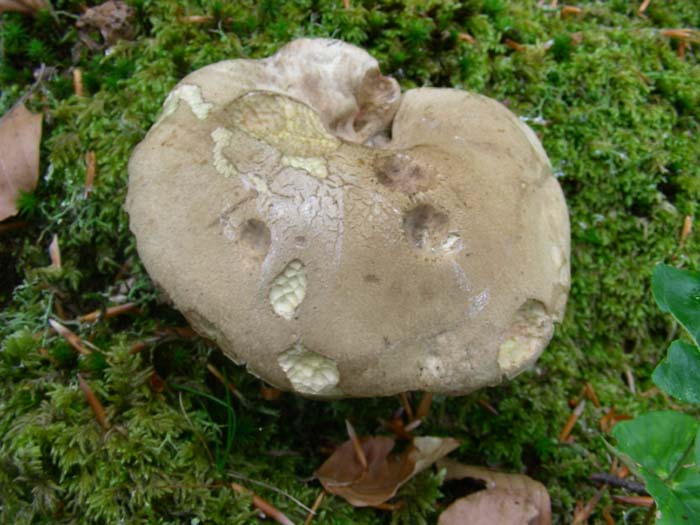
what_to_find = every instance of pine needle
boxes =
[230,482,295,525]
[49,319,92,355]
[77,373,110,430]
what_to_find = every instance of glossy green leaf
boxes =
[652,264,700,346]
[653,340,700,403]
[612,412,700,525]
[644,474,700,525]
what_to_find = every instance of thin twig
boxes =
[561,5,582,17]
[638,0,651,16]
[18,63,53,105]
[478,397,499,415]
[457,32,476,44]
[78,302,138,323]
[559,399,586,442]
[77,373,110,430]
[178,391,215,465]
[404,419,422,432]
[206,363,246,403]
[504,38,526,52]
[612,495,654,507]
[584,382,601,408]
[572,486,605,525]
[84,151,96,198]
[303,490,324,525]
[680,215,693,246]
[590,473,648,495]
[415,392,432,420]
[180,15,215,23]
[660,28,700,43]
[230,482,295,525]
[49,319,92,355]
[229,472,314,515]
[345,420,368,471]
[72,68,83,96]
[48,234,61,269]
[399,392,414,421]
[602,505,615,525]
[599,407,633,433]
[624,365,636,394]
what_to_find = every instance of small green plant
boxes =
[611,264,700,524]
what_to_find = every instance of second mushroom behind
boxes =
[126,38,570,398]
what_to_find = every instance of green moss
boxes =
[1,1,700,524]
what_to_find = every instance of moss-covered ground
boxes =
[1,1,699,523]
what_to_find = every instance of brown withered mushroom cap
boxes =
[126,38,570,398]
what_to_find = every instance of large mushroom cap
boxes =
[126,38,570,398]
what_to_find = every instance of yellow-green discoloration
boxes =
[229,93,340,157]
[161,84,213,121]
[269,259,307,320]
[211,127,238,178]
[277,342,341,396]
[281,155,329,179]
[497,338,533,375]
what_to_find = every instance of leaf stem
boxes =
[667,438,696,481]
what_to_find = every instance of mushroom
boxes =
[126,38,570,398]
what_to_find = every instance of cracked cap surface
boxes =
[126,38,570,398]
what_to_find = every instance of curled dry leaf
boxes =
[437,459,551,525]
[315,435,459,507]
[0,0,48,15]
[76,0,135,49]
[0,103,42,221]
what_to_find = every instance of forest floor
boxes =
[1,1,699,524]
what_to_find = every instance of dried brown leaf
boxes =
[315,435,458,507]
[76,0,135,48]
[439,488,542,525]
[437,459,551,525]
[0,103,42,221]
[0,0,47,15]
[412,437,461,475]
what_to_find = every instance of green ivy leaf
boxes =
[652,265,700,346]
[653,340,700,403]
[612,412,700,525]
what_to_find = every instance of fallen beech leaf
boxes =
[437,459,551,525]
[412,436,461,474]
[76,0,135,49]
[0,0,48,15]
[0,103,42,221]
[315,435,459,507]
